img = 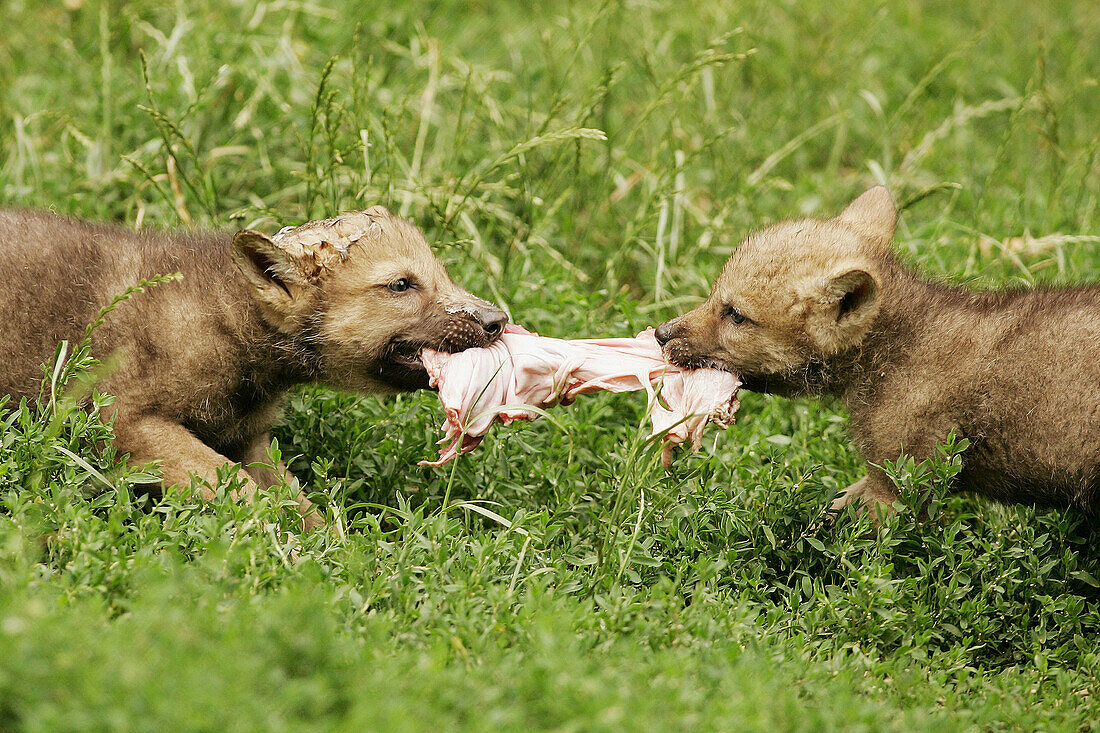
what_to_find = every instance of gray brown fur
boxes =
[0,207,506,526]
[656,187,1100,516]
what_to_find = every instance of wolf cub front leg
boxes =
[114,417,323,530]
[112,414,261,501]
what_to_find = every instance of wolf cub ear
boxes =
[232,230,313,328]
[232,230,311,295]
[804,268,879,354]
[834,186,897,248]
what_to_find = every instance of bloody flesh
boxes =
[420,325,741,466]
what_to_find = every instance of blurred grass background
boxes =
[2,0,1099,729]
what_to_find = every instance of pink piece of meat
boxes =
[420,325,740,466]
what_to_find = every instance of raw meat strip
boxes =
[420,325,740,466]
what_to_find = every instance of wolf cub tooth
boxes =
[657,186,1100,517]
[0,207,507,526]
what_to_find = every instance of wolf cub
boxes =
[657,187,1100,517]
[0,207,507,526]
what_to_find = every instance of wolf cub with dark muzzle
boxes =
[0,207,507,527]
[657,187,1100,518]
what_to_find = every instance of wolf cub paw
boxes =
[827,476,897,527]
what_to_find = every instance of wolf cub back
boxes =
[657,187,1100,516]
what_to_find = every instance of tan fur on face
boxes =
[659,187,1100,517]
[664,192,894,387]
[233,206,504,394]
[310,212,496,393]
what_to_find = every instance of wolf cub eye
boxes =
[388,278,412,293]
[722,305,747,325]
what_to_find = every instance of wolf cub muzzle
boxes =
[657,187,1100,519]
[0,206,505,527]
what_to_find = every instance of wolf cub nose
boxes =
[474,306,508,342]
[654,320,680,346]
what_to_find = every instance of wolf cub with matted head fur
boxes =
[0,207,507,526]
[657,186,1100,517]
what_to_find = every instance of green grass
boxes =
[2,0,1100,729]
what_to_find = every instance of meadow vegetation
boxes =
[1,0,1099,729]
